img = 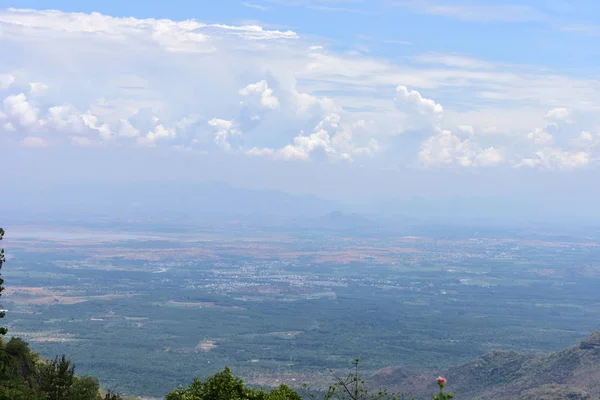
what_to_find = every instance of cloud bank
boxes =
[1,7,600,171]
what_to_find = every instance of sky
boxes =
[1,0,600,211]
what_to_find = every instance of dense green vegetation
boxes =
[166,367,303,400]
[165,360,455,400]
[0,339,122,400]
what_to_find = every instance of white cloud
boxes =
[209,118,240,151]
[2,7,600,173]
[515,148,590,170]
[2,122,16,132]
[21,136,47,147]
[0,8,297,53]
[45,105,84,131]
[394,1,545,22]
[137,124,176,146]
[418,129,503,168]
[473,147,504,167]
[570,131,595,148]
[239,80,280,109]
[513,110,596,170]
[71,136,96,147]
[118,119,140,137]
[3,93,39,128]
[544,107,571,123]
[0,74,15,90]
[247,113,380,162]
[81,112,113,140]
[559,24,600,35]
[457,125,474,135]
[394,86,444,132]
[527,128,554,146]
[241,2,270,11]
[29,82,49,95]
[413,53,493,69]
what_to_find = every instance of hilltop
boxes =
[372,331,600,399]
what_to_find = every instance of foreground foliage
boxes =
[0,336,123,400]
[166,367,302,400]
[166,361,453,400]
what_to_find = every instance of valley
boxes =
[3,222,600,397]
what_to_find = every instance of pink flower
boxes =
[436,376,447,388]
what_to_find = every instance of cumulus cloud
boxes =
[512,108,597,170]
[208,118,240,151]
[418,129,503,168]
[527,127,554,146]
[44,105,83,131]
[2,7,600,173]
[136,124,176,146]
[81,112,113,140]
[118,119,140,137]
[394,86,443,131]
[570,131,595,148]
[515,149,590,170]
[3,93,39,128]
[247,113,380,162]
[239,80,280,109]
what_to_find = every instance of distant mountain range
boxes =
[4,181,600,230]
[2,181,340,220]
[371,331,600,400]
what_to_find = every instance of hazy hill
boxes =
[2,181,340,221]
[372,331,600,399]
[316,211,380,230]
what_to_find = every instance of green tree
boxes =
[0,337,42,400]
[166,367,301,400]
[103,391,123,400]
[0,227,7,336]
[258,385,302,400]
[166,367,249,400]
[66,376,102,400]
[39,355,75,400]
[4,338,38,387]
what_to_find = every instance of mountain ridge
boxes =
[371,331,600,399]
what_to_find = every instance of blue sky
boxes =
[2,0,598,67]
[1,0,600,209]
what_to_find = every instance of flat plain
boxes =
[3,222,600,397]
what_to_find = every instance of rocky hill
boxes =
[372,331,600,399]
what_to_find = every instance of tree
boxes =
[0,227,6,336]
[166,367,301,400]
[39,355,75,400]
[103,391,123,400]
[166,367,249,400]
[3,337,38,387]
[66,376,102,400]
